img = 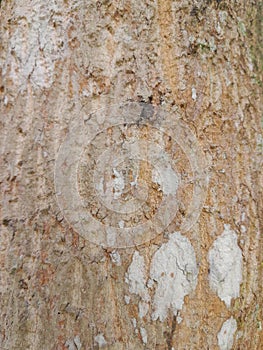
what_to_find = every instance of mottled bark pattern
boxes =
[0,0,262,349]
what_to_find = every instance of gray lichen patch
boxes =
[208,225,243,307]
[217,317,237,350]
[150,232,198,322]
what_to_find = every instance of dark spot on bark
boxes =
[19,279,28,290]
[164,315,177,349]
[2,218,11,226]
[188,43,198,55]
[190,6,199,17]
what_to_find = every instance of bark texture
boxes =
[0,0,262,349]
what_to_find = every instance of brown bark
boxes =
[0,1,262,349]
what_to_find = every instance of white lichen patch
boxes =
[152,164,179,195]
[125,251,150,302]
[192,87,197,100]
[94,334,107,347]
[208,225,243,307]
[131,318,137,329]
[65,339,75,350]
[118,220,125,229]
[110,250,122,266]
[4,2,70,90]
[217,317,237,350]
[150,232,198,322]
[113,168,125,199]
[73,336,82,350]
[65,336,82,350]
[124,295,130,304]
[177,315,183,324]
[140,327,148,344]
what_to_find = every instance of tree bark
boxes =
[0,1,262,349]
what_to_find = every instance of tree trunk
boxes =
[0,1,262,349]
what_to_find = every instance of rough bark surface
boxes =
[0,1,262,349]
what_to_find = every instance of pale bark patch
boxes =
[217,317,237,350]
[208,225,243,307]
[94,333,107,347]
[125,251,150,302]
[150,232,198,322]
